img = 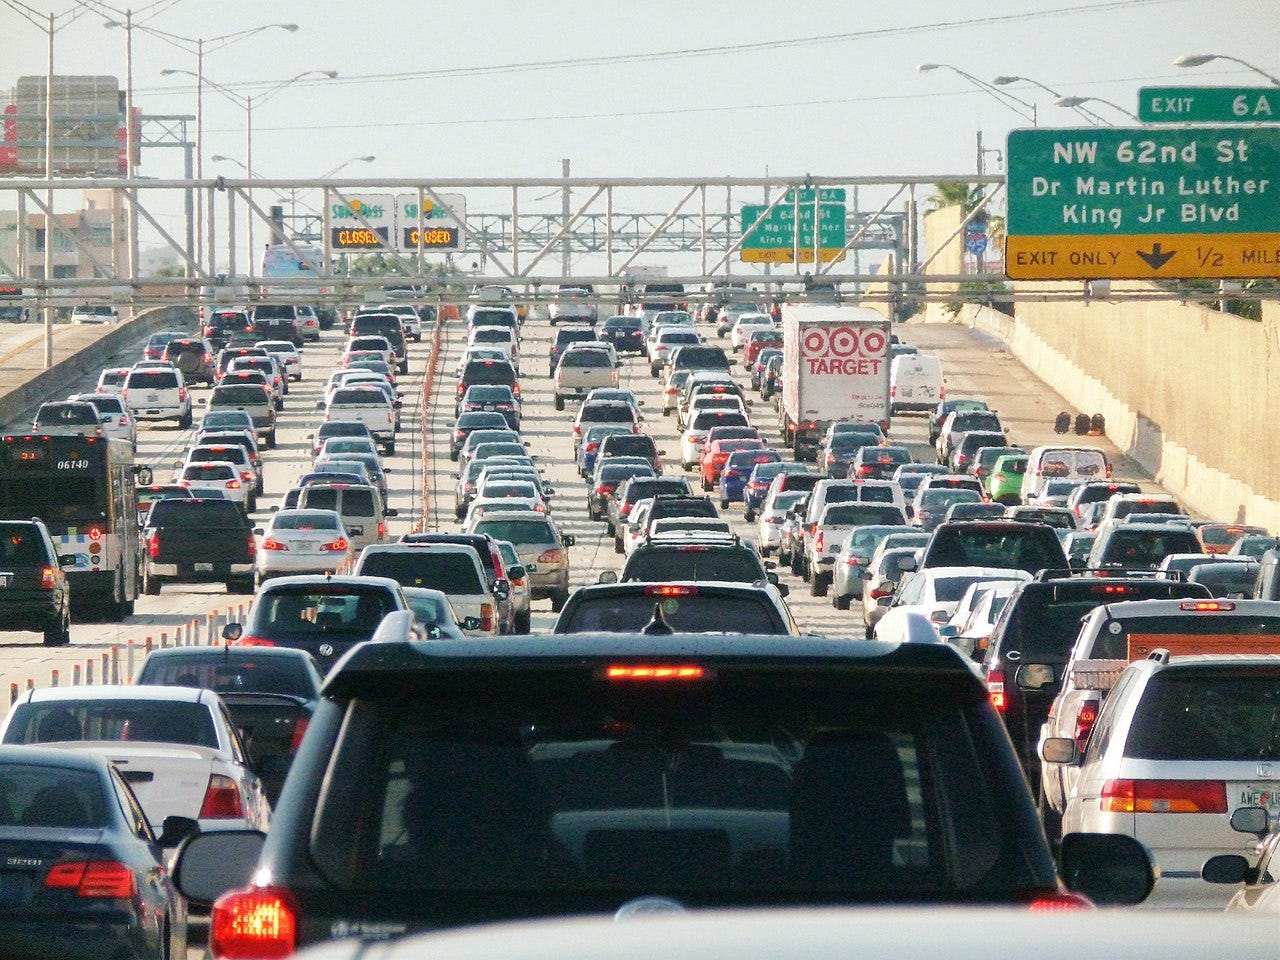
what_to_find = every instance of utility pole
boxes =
[560,158,570,277]
[43,12,54,369]
[125,9,138,319]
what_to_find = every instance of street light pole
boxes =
[195,38,204,272]
[1174,53,1280,86]
[246,95,254,276]
[918,63,1038,125]
[44,12,54,368]
[1054,96,1140,123]
[124,8,138,308]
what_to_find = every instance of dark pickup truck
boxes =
[141,497,255,595]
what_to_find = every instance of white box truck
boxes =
[780,304,892,461]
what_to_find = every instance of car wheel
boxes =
[701,476,711,492]
[450,450,459,462]
[614,537,624,555]
[720,497,729,509]
[142,568,161,596]
[399,361,409,375]
[550,591,569,613]
[1039,795,1063,850]
[42,611,70,647]
[789,553,803,577]
[254,571,269,592]
[554,395,565,411]
[514,610,531,632]
[811,573,829,597]
[833,592,851,610]
[384,441,396,455]
[266,430,277,449]
[178,410,193,430]
[744,508,755,522]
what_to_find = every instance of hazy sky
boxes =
[1,0,1276,271]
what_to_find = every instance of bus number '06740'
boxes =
[56,458,90,470]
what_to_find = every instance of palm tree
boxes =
[925,181,982,214]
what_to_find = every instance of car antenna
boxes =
[641,602,674,636]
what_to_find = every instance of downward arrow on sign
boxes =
[1136,242,1176,270]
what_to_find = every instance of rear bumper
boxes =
[148,561,253,580]
[0,592,60,627]
[0,918,155,960]
[132,406,186,421]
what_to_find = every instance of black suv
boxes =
[549,326,600,375]
[905,521,1069,577]
[251,305,303,347]
[980,572,1210,807]
[349,313,409,374]
[619,533,787,596]
[203,308,253,352]
[599,315,646,355]
[0,520,72,646]
[173,624,1151,957]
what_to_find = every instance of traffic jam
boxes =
[0,279,1274,959]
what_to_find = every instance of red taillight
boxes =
[377,521,387,538]
[1075,698,1100,753]
[261,538,288,551]
[643,584,698,597]
[869,585,894,598]
[1101,779,1227,814]
[288,717,309,754]
[1179,600,1235,612]
[607,664,705,680]
[247,534,256,556]
[226,479,241,490]
[480,603,494,632]
[240,471,253,483]
[178,386,187,402]
[199,773,246,819]
[856,465,873,477]
[211,886,298,960]
[538,548,564,564]
[45,860,136,898]
[1027,891,1093,911]
[814,532,825,553]
[987,668,1007,712]
[233,635,275,647]
[321,537,349,552]
[40,566,55,589]
[147,534,160,559]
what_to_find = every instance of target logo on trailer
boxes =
[802,325,888,376]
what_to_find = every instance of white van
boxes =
[1023,446,1111,500]
[890,354,944,414]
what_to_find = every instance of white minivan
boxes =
[890,353,944,414]
[1024,445,1111,500]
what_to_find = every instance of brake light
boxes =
[225,479,241,490]
[987,668,1007,712]
[240,471,253,483]
[643,584,698,597]
[1100,779,1226,814]
[288,717,309,754]
[1179,600,1235,612]
[233,635,275,647]
[261,538,288,551]
[480,603,494,632]
[1075,698,1100,753]
[211,886,298,960]
[40,566,56,589]
[815,532,825,552]
[45,860,136,898]
[538,548,564,564]
[199,773,245,819]
[178,386,187,402]
[1027,891,1092,910]
[607,665,705,680]
[869,585,895,598]
[377,521,387,538]
[147,534,160,559]
[321,537,349,552]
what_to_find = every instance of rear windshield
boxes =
[1102,529,1202,568]
[0,526,48,564]
[301,488,376,517]
[35,404,98,426]
[1090,611,1280,660]
[273,512,341,531]
[823,504,906,526]
[256,586,399,640]
[601,436,656,456]
[253,306,295,320]
[307,667,1043,901]
[926,526,1064,573]
[562,351,613,368]
[213,386,268,405]
[581,406,634,424]
[188,447,247,465]
[360,551,484,592]
[463,363,517,386]
[466,386,515,401]
[691,411,748,431]
[624,479,690,503]
[0,764,107,829]
[126,371,179,389]
[331,389,387,406]
[1125,670,1280,761]
[137,654,316,698]
[623,548,763,583]
[147,499,245,527]
[471,519,558,546]
[5,699,217,748]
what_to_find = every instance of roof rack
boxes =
[1031,567,1163,582]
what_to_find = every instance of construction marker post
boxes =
[50,669,58,687]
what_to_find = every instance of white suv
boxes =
[121,367,193,428]
[1050,649,1280,909]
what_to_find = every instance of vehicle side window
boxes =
[896,573,924,606]
[1083,670,1138,763]
[219,704,249,765]
[109,767,155,842]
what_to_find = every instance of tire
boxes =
[142,567,161,596]
[720,497,729,509]
[514,610,531,632]
[812,572,830,597]
[650,365,660,378]
[118,598,134,618]
[614,537,624,555]
[1039,796,1063,851]
[178,410,193,430]
[266,430,277,449]
[833,592,851,610]
[790,552,803,577]
[385,441,396,455]
[550,591,569,613]
[554,395,565,411]
[42,611,70,647]
[701,476,711,492]
[399,361,409,375]
[744,507,755,522]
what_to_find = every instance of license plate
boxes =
[1231,781,1280,817]
[194,562,213,572]
[0,574,11,588]
[482,404,495,410]
[146,393,159,402]
[348,526,364,536]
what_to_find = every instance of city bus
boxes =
[0,434,141,619]
[0,285,28,323]
[261,243,337,329]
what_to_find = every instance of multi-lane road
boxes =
[0,308,1165,695]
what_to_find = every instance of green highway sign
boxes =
[741,194,846,263]
[1139,87,1279,124]
[1005,126,1280,279]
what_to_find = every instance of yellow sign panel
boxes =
[1006,233,1280,280]
[741,247,847,264]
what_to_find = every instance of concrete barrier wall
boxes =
[0,305,195,428]
[952,294,1280,530]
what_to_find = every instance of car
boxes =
[699,438,765,491]
[718,448,781,508]
[459,384,521,430]
[742,327,783,367]
[1064,480,1143,521]
[310,419,377,459]
[67,392,136,446]
[206,379,276,447]
[0,746,190,958]
[943,579,1024,661]
[617,530,780,587]
[928,398,989,445]
[354,544,507,637]
[203,308,254,351]
[596,432,664,475]
[1196,522,1270,555]
[1230,534,1280,559]
[256,339,304,381]
[987,454,1030,505]
[1050,650,1280,908]
[936,409,1004,466]
[1186,559,1259,598]
[588,460,656,522]
[1005,505,1077,530]
[903,520,1069,577]
[250,304,304,346]
[181,442,260,503]
[253,508,354,587]
[0,519,72,647]
[466,511,575,611]
[1086,521,1203,570]
[830,523,923,611]
[173,461,250,509]
[31,400,105,439]
[160,337,217,387]
[599,314,646,354]
[134,645,323,805]
[401,586,468,639]
[94,365,132,396]
[223,574,409,673]
[877,567,1031,638]
[1023,446,1111,502]
[456,358,520,415]
[491,541,532,632]
[573,400,640,454]
[2,685,271,838]
[911,487,983,532]
[70,303,119,324]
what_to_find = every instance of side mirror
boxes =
[1015,663,1056,690]
[598,570,619,585]
[135,466,153,485]
[1059,833,1155,906]
[775,582,790,598]
[393,400,403,409]
[314,400,325,411]
[1202,854,1254,886]
[172,829,266,906]
[1229,806,1271,837]
[937,624,959,639]
[876,595,894,608]
[561,534,576,547]
[252,527,264,536]
[492,579,510,601]
[507,564,527,580]
[221,623,243,642]
[766,572,780,585]
[1039,737,1081,765]
[894,555,918,574]
[155,814,200,848]
[384,508,399,517]
[196,398,207,406]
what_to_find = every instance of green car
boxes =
[987,453,1028,505]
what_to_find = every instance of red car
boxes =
[743,328,783,367]
[700,438,765,491]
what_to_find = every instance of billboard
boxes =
[3,76,138,176]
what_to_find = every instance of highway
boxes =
[0,307,1167,694]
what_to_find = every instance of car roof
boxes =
[0,744,111,772]
[24,684,208,704]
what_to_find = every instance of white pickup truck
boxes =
[321,384,399,455]
[1,685,272,839]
